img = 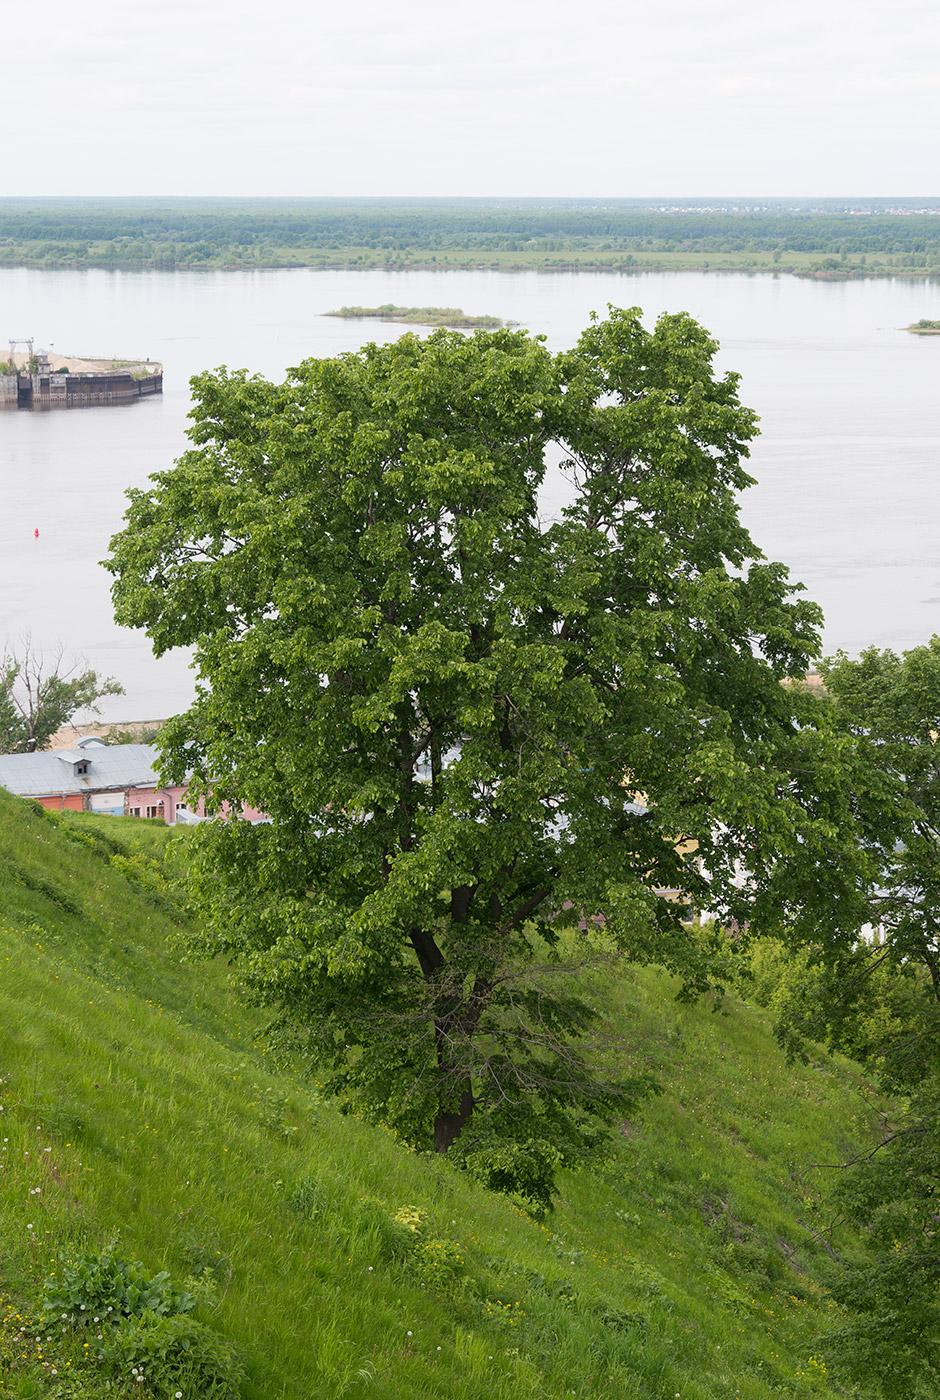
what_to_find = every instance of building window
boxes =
[129,807,141,818]
[145,804,164,819]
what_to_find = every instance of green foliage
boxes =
[326,304,506,327]
[286,1173,337,1220]
[108,848,186,922]
[814,639,940,1083]
[0,644,123,754]
[101,1311,245,1399]
[751,638,940,1394]
[823,1077,940,1397]
[51,814,131,862]
[42,1238,194,1327]
[3,197,940,274]
[105,308,868,1211]
[388,1205,467,1283]
[102,724,164,745]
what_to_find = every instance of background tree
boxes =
[767,640,940,1397]
[106,310,864,1211]
[0,642,124,753]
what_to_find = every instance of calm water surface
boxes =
[1,267,938,718]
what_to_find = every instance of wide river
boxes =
[1,266,938,719]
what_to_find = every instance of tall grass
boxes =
[0,790,885,1397]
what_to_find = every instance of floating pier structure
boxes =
[1,342,162,410]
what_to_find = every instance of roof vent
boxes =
[56,752,92,776]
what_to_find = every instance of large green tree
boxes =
[106,310,862,1209]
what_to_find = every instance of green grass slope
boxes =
[0,790,881,1400]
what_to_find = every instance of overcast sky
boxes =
[6,0,940,196]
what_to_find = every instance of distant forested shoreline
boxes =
[4,197,940,277]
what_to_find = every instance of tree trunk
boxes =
[409,925,479,1152]
[434,1084,474,1153]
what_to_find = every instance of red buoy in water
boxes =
[34,528,39,538]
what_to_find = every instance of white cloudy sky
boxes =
[6,0,940,195]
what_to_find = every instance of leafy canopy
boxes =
[107,309,859,1210]
[784,640,940,1396]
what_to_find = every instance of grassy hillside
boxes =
[0,789,884,1399]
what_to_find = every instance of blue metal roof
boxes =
[0,744,164,798]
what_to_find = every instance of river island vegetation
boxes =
[4,196,940,278]
[326,305,508,328]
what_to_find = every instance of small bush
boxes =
[103,1311,245,1399]
[31,1100,89,1141]
[411,1236,465,1283]
[391,1205,427,1234]
[42,1238,194,1328]
[457,1137,563,1218]
[109,850,185,922]
[58,819,131,861]
[596,1305,648,1333]
[179,1232,231,1279]
[252,1083,299,1141]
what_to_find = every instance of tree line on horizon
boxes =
[4,200,940,270]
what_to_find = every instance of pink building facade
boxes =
[0,739,266,825]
